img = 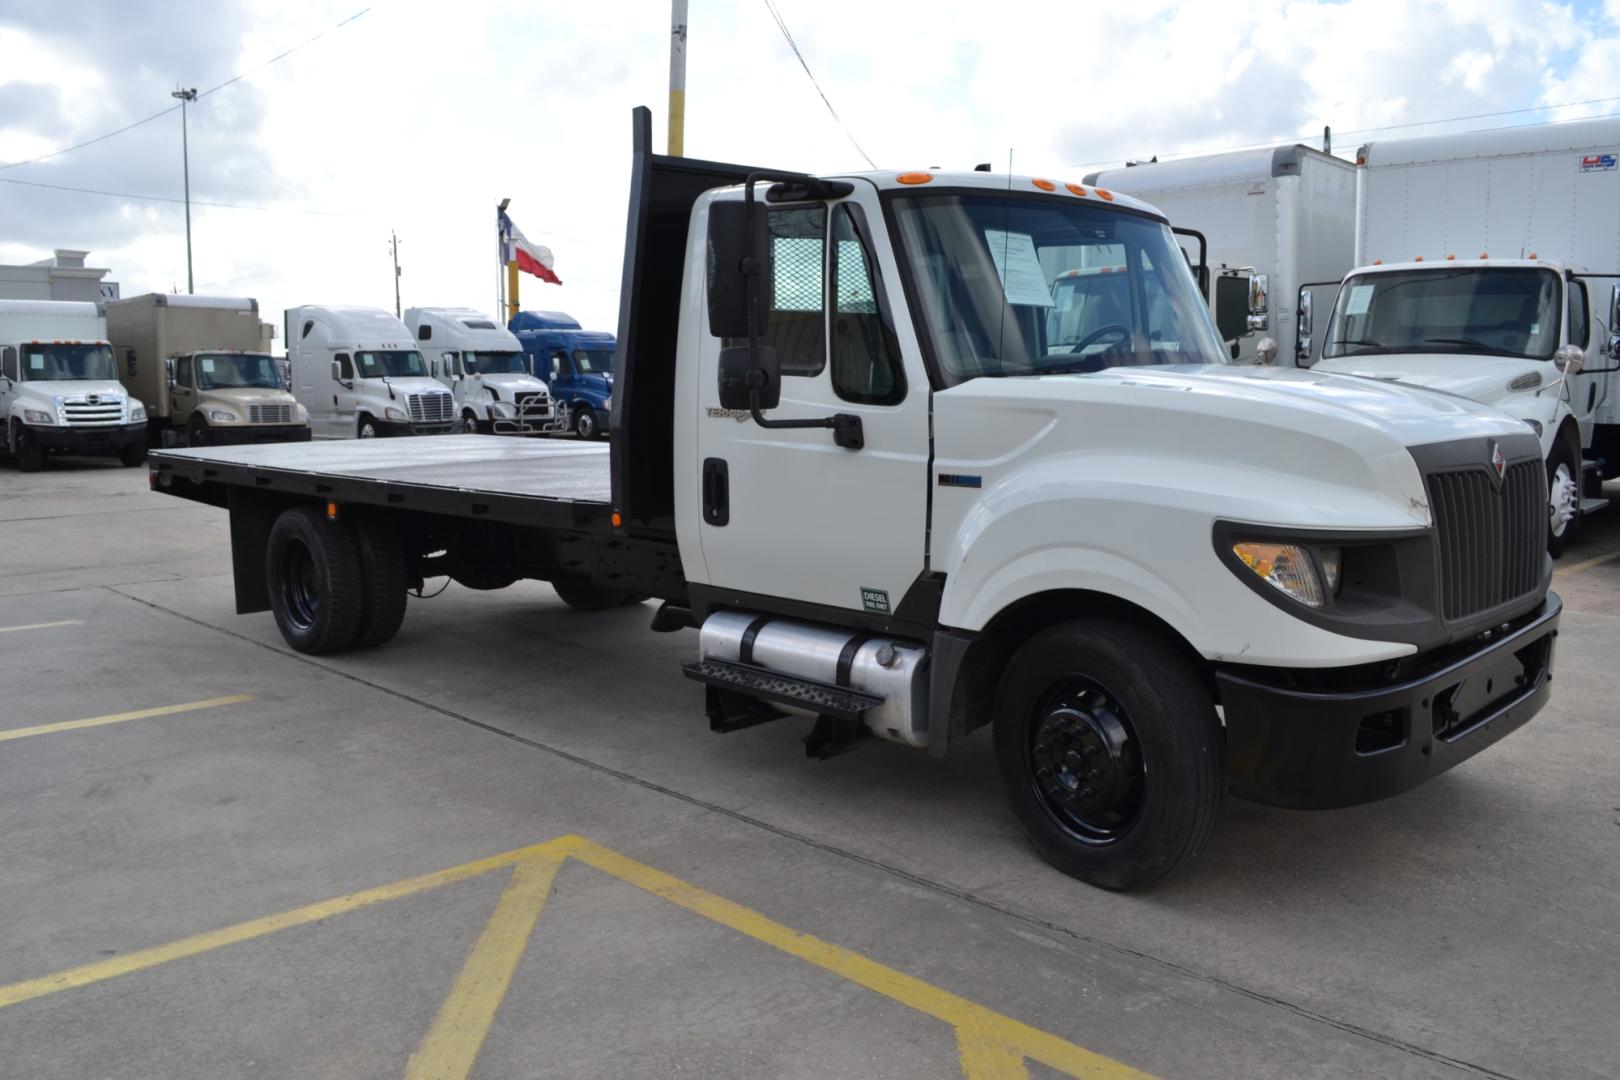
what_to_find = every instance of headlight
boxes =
[1520,419,1543,437]
[208,409,238,423]
[130,404,146,422]
[22,409,54,425]
[295,404,309,422]
[1231,542,1339,608]
[384,406,407,421]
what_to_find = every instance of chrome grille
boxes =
[514,391,552,417]
[1427,461,1543,622]
[407,392,453,424]
[248,403,294,424]
[62,398,124,426]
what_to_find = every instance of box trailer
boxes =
[148,107,1560,890]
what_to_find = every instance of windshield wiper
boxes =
[1329,338,1392,355]
[1422,337,1521,356]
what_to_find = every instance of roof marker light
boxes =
[896,172,933,185]
[1528,252,1538,260]
[1095,188,1115,201]
[1066,182,1088,197]
[1372,259,1383,265]
[1446,254,1456,260]
[1479,252,1489,259]
[1031,178,1056,191]
[1414,255,1424,262]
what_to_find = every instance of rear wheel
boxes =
[265,507,364,654]
[993,618,1224,890]
[551,576,628,611]
[348,511,408,648]
[12,422,43,472]
[1547,440,1579,557]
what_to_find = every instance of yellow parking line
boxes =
[0,619,82,634]
[0,694,253,744]
[406,856,565,1080]
[1554,549,1620,577]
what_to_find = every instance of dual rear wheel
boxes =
[266,507,407,654]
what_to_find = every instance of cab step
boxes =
[681,658,884,722]
[1579,495,1610,515]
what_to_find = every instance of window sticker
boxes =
[1344,284,1375,317]
[200,357,216,373]
[984,229,1055,308]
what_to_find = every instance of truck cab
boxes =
[403,307,558,435]
[286,305,454,439]
[509,310,616,439]
[0,299,147,470]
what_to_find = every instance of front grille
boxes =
[1427,460,1543,622]
[62,404,124,425]
[248,403,294,424]
[514,391,552,417]
[407,392,453,424]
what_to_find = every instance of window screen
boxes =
[766,206,826,376]
[830,205,904,405]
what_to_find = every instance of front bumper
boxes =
[1217,593,1561,809]
[376,419,454,436]
[27,422,146,454]
[204,424,312,446]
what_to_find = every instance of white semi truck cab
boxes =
[403,307,559,435]
[286,305,455,439]
[150,108,1561,889]
[0,299,148,470]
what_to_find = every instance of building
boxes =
[0,249,119,302]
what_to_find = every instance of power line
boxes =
[761,0,876,169]
[1065,94,1620,173]
[0,7,371,172]
[0,174,365,216]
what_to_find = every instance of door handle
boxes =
[702,457,729,526]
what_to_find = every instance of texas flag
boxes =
[498,208,562,285]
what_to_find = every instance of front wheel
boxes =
[551,576,628,611]
[187,416,210,447]
[460,409,482,435]
[119,443,146,467]
[572,406,599,441]
[12,422,43,472]
[1547,441,1579,557]
[993,618,1224,890]
[357,416,379,439]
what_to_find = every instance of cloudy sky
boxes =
[2,0,1618,338]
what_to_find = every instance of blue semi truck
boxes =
[508,310,616,440]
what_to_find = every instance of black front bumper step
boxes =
[681,658,883,722]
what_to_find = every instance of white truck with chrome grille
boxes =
[148,108,1562,889]
[285,305,454,439]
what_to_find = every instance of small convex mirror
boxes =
[1555,344,1585,375]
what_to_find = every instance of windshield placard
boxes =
[984,229,1055,308]
[1343,284,1374,317]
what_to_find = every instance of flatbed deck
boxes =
[151,436,613,530]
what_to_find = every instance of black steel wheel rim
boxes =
[277,537,320,632]
[1028,675,1144,844]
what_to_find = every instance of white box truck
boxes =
[403,307,560,435]
[149,107,1561,889]
[285,305,454,439]
[1085,145,1357,364]
[104,293,310,448]
[1304,117,1620,554]
[0,299,147,470]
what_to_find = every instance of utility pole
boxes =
[669,0,687,156]
[389,230,402,317]
[172,87,198,293]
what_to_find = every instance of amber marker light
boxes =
[1031,178,1056,191]
[896,172,933,185]
[1095,188,1115,201]
[1066,183,1089,197]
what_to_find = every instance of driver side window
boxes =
[335,353,354,380]
[1569,280,1590,349]
[174,356,193,388]
[1,346,15,382]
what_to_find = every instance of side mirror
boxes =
[1296,290,1313,362]
[1610,282,1620,330]
[1213,275,1250,342]
[718,345,780,411]
[1246,273,1270,332]
[707,200,772,339]
[331,360,343,382]
[1256,337,1280,365]
[1555,343,1585,375]
[164,357,176,388]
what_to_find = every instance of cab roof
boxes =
[716,170,1168,220]
[1351,257,1574,275]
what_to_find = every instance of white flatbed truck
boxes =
[149,108,1562,889]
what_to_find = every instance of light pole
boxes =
[172,87,198,294]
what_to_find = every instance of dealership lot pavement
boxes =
[2,459,1617,1079]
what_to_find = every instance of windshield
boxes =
[573,348,615,374]
[21,343,117,382]
[892,193,1226,383]
[1323,268,1560,360]
[355,350,426,378]
[196,353,282,390]
[464,350,527,375]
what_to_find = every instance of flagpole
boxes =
[497,198,510,323]
[669,0,687,156]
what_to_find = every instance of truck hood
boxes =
[1311,353,1552,407]
[12,379,129,401]
[475,374,549,394]
[201,388,299,407]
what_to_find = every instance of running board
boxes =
[1579,495,1610,515]
[681,658,884,723]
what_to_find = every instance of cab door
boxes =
[693,191,931,617]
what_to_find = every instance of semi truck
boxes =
[1085,145,1357,364]
[509,310,617,439]
[1302,117,1620,555]
[0,299,147,470]
[148,107,1561,889]
[403,307,560,435]
[104,293,311,448]
[285,305,455,439]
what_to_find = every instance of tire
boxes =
[993,618,1224,890]
[187,416,210,448]
[265,506,365,654]
[357,416,379,439]
[12,422,43,472]
[119,443,146,467]
[1546,440,1579,558]
[618,592,651,606]
[347,511,408,648]
[572,406,599,441]
[460,409,481,435]
[551,576,628,611]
